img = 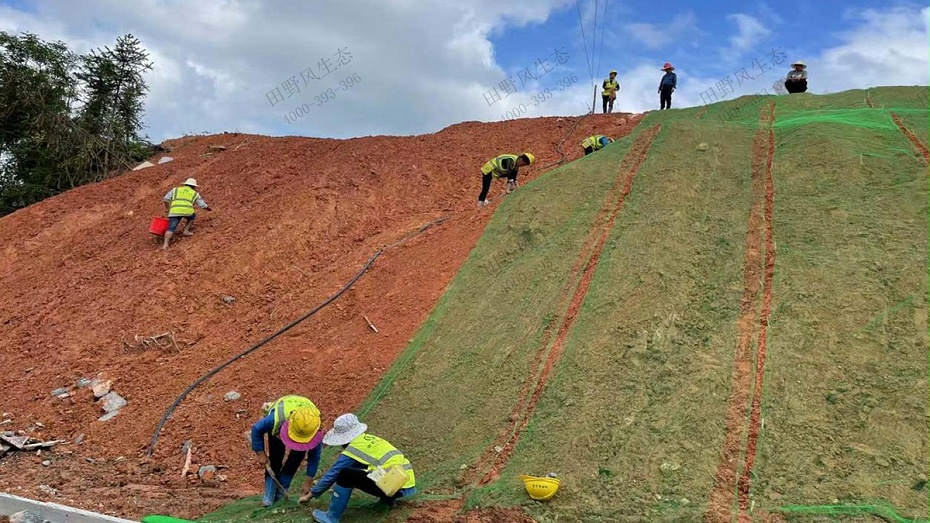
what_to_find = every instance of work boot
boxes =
[275,474,294,502]
[313,486,352,523]
[262,476,277,507]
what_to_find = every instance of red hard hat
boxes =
[662,62,674,70]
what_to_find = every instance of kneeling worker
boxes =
[478,153,534,207]
[582,135,613,156]
[251,395,324,507]
[306,413,416,523]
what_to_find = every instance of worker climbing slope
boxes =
[306,413,416,523]
[161,178,211,250]
[581,135,613,156]
[250,395,325,507]
[477,153,534,207]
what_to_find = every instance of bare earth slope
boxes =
[0,113,640,519]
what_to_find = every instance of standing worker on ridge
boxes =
[602,70,620,114]
[251,395,325,507]
[658,62,677,110]
[162,177,211,250]
[304,413,416,523]
[477,153,535,208]
[582,135,613,156]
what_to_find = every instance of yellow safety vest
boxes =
[582,135,609,150]
[481,154,518,179]
[602,79,619,96]
[167,186,200,217]
[269,395,320,437]
[342,433,416,489]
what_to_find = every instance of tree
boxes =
[0,31,154,215]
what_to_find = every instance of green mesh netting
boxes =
[773,108,901,131]
[776,503,929,523]
[141,516,197,523]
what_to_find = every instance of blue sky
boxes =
[0,0,927,141]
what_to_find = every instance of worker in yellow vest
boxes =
[161,178,211,250]
[305,413,416,523]
[581,135,613,156]
[250,395,325,507]
[478,153,535,208]
[602,70,620,113]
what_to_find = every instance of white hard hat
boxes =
[183,178,199,187]
[792,61,807,68]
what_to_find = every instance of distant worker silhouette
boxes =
[784,61,808,93]
[658,62,677,110]
[602,70,620,113]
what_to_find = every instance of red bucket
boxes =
[149,217,169,236]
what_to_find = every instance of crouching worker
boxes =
[162,177,211,250]
[251,395,324,507]
[478,153,535,207]
[582,135,613,155]
[306,413,416,523]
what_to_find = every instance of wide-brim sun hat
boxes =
[183,178,199,187]
[323,413,368,446]
[792,60,807,68]
[280,419,324,451]
[662,62,674,71]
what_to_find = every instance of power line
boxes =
[575,0,593,84]
[595,0,609,77]
[591,0,599,82]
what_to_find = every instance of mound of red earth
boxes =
[0,113,641,520]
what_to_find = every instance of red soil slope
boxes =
[0,113,641,519]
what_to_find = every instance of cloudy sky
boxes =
[1,0,927,142]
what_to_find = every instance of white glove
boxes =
[506,180,516,193]
[478,200,489,208]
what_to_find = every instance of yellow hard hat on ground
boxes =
[281,406,322,450]
[521,153,535,165]
[519,474,560,500]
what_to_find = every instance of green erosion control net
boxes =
[776,503,929,523]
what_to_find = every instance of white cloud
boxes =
[812,6,930,91]
[724,14,772,59]
[624,12,699,50]
[1,0,571,141]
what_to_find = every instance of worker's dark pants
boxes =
[659,87,674,109]
[602,96,614,113]
[583,146,594,156]
[267,436,306,483]
[479,173,515,202]
[785,79,808,93]
[335,467,404,504]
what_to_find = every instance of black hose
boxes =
[146,249,383,456]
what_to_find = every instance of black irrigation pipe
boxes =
[146,219,448,456]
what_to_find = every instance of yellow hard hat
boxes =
[519,475,560,501]
[610,70,618,74]
[287,406,321,444]
[521,153,535,165]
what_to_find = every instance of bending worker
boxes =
[250,395,324,507]
[477,153,535,207]
[582,135,613,156]
[601,70,620,113]
[162,177,211,250]
[306,413,416,523]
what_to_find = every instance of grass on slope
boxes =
[468,104,759,522]
[197,87,928,523]
[754,89,929,522]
